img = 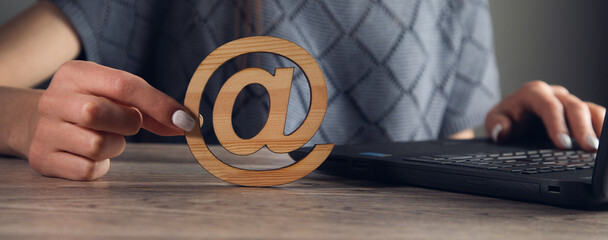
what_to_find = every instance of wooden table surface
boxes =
[1,143,608,239]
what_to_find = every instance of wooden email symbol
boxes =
[184,36,334,187]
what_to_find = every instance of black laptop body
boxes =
[292,112,608,207]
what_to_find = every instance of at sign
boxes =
[184,36,334,187]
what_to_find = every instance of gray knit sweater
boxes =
[50,0,500,144]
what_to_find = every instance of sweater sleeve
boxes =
[438,0,501,137]
[49,0,104,62]
[48,0,168,76]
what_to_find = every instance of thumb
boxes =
[485,111,512,143]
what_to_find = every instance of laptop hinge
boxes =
[592,111,608,198]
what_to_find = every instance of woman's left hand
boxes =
[485,80,605,152]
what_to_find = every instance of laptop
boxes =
[291,112,608,208]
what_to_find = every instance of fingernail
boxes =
[491,124,503,142]
[586,135,600,151]
[559,133,573,149]
[172,110,195,131]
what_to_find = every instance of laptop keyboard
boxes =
[404,149,596,174]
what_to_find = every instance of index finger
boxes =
[520,82,571,149]
[56,61,192,135]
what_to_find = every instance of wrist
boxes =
[0,87,43,158]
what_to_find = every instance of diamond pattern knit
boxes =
[50,0,500,145]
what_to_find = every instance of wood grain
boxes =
[1,143,608,240]
[184,36,333,187]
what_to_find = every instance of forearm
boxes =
[0,0,80,88]
[0,87,42,157]
[448,129,475,140]
[0,0,80,157]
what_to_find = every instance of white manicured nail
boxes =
[172,110,195,131]
[586,135,600,151]
[491,124,503,142]
[559,133,572,149]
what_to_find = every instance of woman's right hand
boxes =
[26,61,194,180]
[0,2,196,180]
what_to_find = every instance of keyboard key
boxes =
[498,155,528,160]
[565,163,585,167]
[449,156,474,160]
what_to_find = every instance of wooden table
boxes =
[1,143,608,239]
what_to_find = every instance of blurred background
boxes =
[1,0,606,107]
[491,0,607,107]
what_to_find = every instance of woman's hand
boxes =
[485,80,605,152]
[25,61,194,180]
